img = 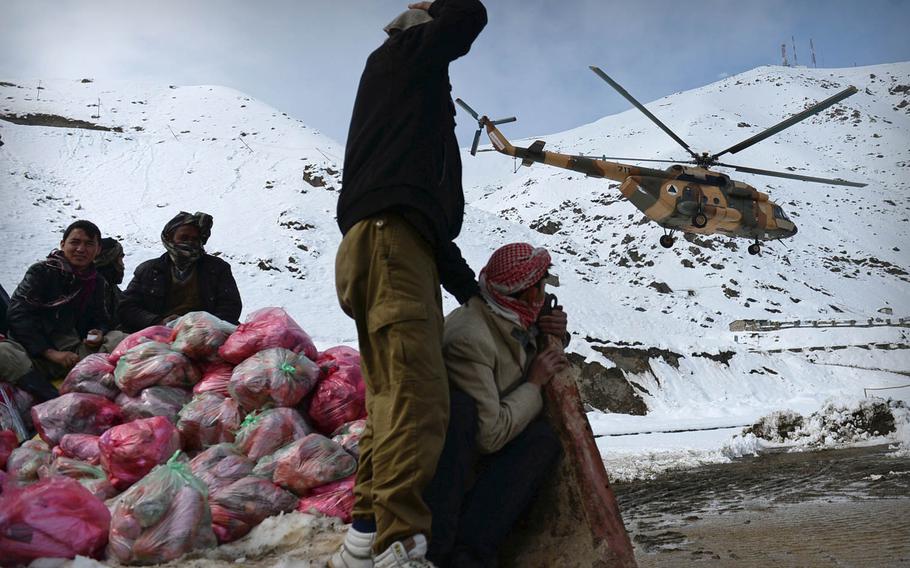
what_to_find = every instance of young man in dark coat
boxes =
[332,1,486,566]
[94,237,126,329]
[120,211,242,332]
[1,220,122,400]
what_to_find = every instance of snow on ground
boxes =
[1,63,909,486]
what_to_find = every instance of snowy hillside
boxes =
[1,64,908,478]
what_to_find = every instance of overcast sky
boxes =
[2,1,909,147]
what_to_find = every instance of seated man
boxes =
[2,220,123,401]
[120,211,242,331]
[94,237,125,328]
[425,243,569,567]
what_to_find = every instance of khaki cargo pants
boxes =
[335,212,449,553]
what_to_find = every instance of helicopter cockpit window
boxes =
[667,185,678,195]
[772,205,790,221]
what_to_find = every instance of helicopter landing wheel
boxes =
[692,212,708,228]
[748,243,761,255]
[659,234,675,248]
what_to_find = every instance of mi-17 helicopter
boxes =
[457,66,867,255]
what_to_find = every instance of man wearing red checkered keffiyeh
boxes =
[478,243,552,329]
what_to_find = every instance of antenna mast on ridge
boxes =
[791,36,798,66]
[781,44,789,67]
[810,38,818,68]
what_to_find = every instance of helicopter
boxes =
[456,66,866,255]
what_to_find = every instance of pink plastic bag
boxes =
[114,341,201,396]
[297,474,356,523]
[0,429,18,470]
[271,433,357,496]
[116,385,192,424]
[38,456,119,501]
[194,361,235,397]
[6,439,52,484]
[171,311,238,362]
[228,347,320,411]
[209,476,298,543]
[177,393,243,451]
[107,452,216,564]
[60,353,119,400]
[109,325,173,363]
[234,407,313,461]
[31,392,124,446]
[308,349,366,434]
[331,419,367,459]
[56,433,102,465]
[0,476,111,563]
[0,383,34,436]
[219,307,318,364]
[99,416,182,491]
[189,443,254,494]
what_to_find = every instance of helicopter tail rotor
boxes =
[455,98,517,155]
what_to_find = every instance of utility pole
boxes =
[810,38,818,68]
[36,80,42,101]
[791,36,798,66]
[92,97,101,119]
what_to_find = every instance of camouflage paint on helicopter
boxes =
[460,67,864,255]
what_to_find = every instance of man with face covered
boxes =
[119,211,242,332]
[94,237,125,328]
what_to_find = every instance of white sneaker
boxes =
[328,526,376,568]
[373,534,435,568]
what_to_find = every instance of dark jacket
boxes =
[7,262,111,357]
[119,253,242,332]
[337,0,486,304]
[102,282,124,330]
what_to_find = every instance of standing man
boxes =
[332,1,487,566]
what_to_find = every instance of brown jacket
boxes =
[443,297,542,454]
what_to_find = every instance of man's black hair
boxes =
[62,220,102,243]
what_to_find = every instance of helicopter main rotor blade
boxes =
[470,128,482,156]
[712,86,858,160]
[585,155,689,164]
[491,116,517,125]
[715,161,867,187]
[455,98,480,120]
[589,65,700,161]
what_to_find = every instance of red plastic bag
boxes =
[235,407,313,461]
[308,350,366,434]
[56,433,102,465]
[109,325,173,363]
[116,385,192,424]
[177,393,243,451]
[189,443,254,494]
[297,474,356,523]
[332,419,367,459]
[114,341,201,396]
[0,477,111,562]
[271,433,357,496]
[228,347,320,411]
[194,361,234,397]
[99,416,182,491]
[59,353,119,400]
[219,307,318,364]
[107,452,216,564]
[209,476,298,543]
[0,429,18,470]
[171,311,238,362]
[38,456,118,500]
[31,392,124,446]
[6,439,52,484]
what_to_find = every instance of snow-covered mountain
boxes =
[1,64,908,477]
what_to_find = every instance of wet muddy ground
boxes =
[613,444,910,567]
